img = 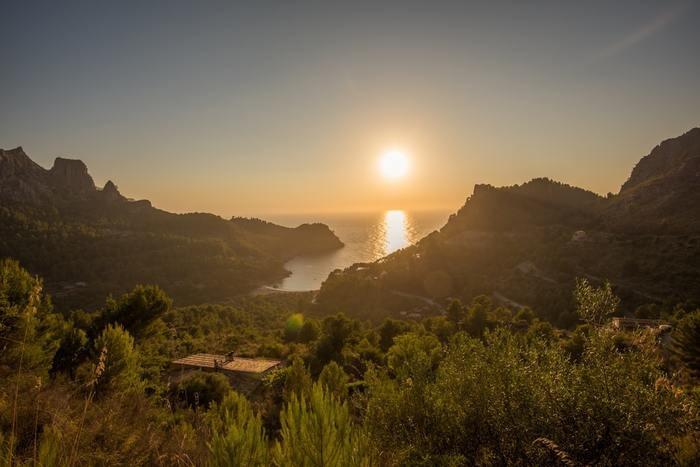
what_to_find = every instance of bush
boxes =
[365,328,693,465]
[318,361,349,399]
[672,309,700,379]
[574,278,620,325]
[175,371,231,409]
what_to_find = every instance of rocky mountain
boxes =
[0,147,136,205]
[317,128,700,324]
[0,147,343,309]
[0,147,52,203]
[603,127,700,233]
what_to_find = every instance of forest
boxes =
[2,258,700,466]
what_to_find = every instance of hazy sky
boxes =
[2,1,699,216]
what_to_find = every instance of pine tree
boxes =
[92,323,141,395]
[274,383,371,466]
[283,357,312,401]
[207,392,268,466]
[318,361,349,400]
[446,299,465,326]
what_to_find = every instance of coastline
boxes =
[251,285,319,296]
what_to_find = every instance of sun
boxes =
[379,149,410,180]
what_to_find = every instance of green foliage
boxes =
[561,328,587,361]
[36,426,66,467]
[365,328,691,465]
[274,383,371,466]
[156,295,299,361]
[422,316,455,343]
[99,285,172,338]
[91,323,141,395]
[514,307,536,324]
[298,318,321,343]
[526,320,555,342]
[318,361,349,399]
[1,259,698,465]
[387,332,442,381]
[51,327,88,377]
[0,260,62,464]
[462,297,489,337]
[207,391,268,466]
[446,299,465,325]
[284,357,312,401]
[312,313,360,370]
[574,278,621,325]
[378,318,412,351]
[672,309,700,379]
[0,258,57,374]
[175,371,231,409]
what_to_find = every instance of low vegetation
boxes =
[2,258,700,465]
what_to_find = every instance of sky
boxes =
[1,0,699,216]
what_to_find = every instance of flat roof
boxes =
[172,353,282,374]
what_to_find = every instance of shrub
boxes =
[175,371,230,409]
[672,309,700,379]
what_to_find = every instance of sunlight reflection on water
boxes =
[270,209,447,291]
[364,210,417,258]
[383,210,410,255]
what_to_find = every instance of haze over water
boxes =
[268,210,450,291]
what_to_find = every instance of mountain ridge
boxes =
[0,147,343,309]
[316,127,700,323]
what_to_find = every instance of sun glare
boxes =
[379,149,410,180]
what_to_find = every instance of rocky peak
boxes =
[0,147,45,176]
[49,157,95,194]
[100,180,125,201]
[621,127,700,193]
[604,128,700,233]
[0,147,52,203]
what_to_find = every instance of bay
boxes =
[267,209,450,291]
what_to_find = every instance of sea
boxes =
[266,209,451,291]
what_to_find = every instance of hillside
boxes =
[604,127,700,233]
[441,178,603,235]
[0,147,343,309]
[316,128,700,324]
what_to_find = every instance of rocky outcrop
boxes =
[100,180,125,201]
[0,148,137,206]
[0,149,99,203]
[49,157,95,194]
[621,127,700,193]
[604,127,700,233]
[0,147,44,176]
[0,147,52,203]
